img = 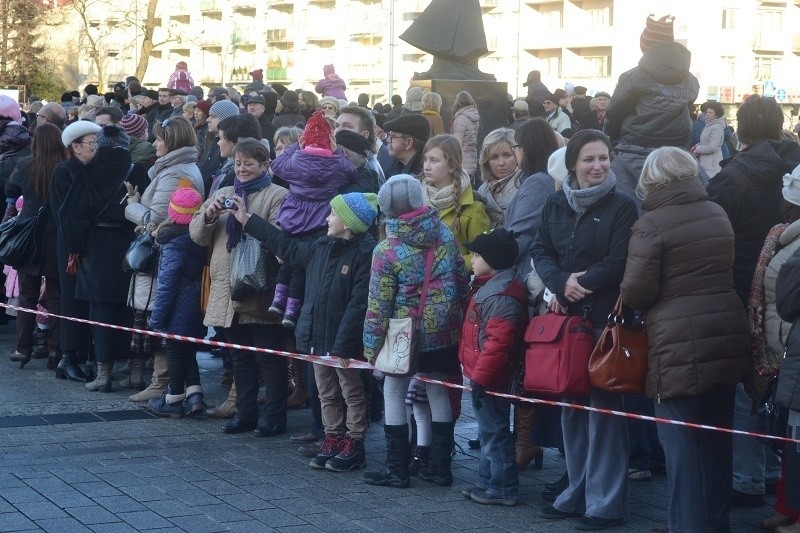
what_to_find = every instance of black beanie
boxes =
[96,125,130,150]
[464,228,518,271]
[335,130,371,156]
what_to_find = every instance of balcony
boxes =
[170,47,192,57]
[481,0,499,12]
[200,39,223,53]
[309,0,335,6]
[753,31,785,53]
[793,33,800,54]
[232,0,257,16]
[200,0,222,19]
[265,0,294,12]
[350,30,383,45]
[232,32,257,52]
[170,14,190,24]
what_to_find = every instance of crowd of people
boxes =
[0,13,798,533]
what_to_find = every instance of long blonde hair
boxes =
[423,134,465,235]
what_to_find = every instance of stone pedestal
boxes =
[412,79,509,150]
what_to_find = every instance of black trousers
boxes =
[16,273,60,356]
[227,321,287,425]
[87,303,132,363]
[166,339,200,395]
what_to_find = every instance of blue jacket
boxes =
[150,225,207,337]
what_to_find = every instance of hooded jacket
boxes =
[459,268,528,390]
[707,139,800,304]
[271,143,356,234]
[364,206,469,362]
[451,105,480,175]
[620,177,750,400]
[606,41,700,148]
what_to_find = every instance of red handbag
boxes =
[523,312,594,397]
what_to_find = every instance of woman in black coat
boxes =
[4,124,65,371]
[58,125,148,392]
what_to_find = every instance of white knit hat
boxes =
[547,146,568,184]
[783,165,800,206]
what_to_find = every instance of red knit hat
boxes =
[640,14,674,53]
[302,110,333,151]
[168,179,202,225]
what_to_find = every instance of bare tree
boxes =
[68,0,113,91]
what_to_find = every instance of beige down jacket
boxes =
[765,219,800,355]
[189,183,288,328]
[451,105,480,177]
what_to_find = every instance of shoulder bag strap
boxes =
[96,164,135,220]
[416,247,435,319]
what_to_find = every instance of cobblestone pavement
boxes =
[0,322,773,532]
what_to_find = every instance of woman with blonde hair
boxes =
[477,128,522,227]
[450,91,480,179]
[622,146,750,532]
[421,134,490,270]
[422,92,445,136]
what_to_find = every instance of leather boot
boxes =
[419,422,454,486]
[364,424,411,488]
[56,351,88,382]
[185,385,206,417]
[286,359,308,409]
[515,406,543,470]
[129,352,168,402]
[120,358,147,390]
[207,382,237,419]
[146,387,186,419]
[85,361,113,392]
[84,358,97,382]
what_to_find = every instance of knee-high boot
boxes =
[129,352,168,402]
[419,421,454,486]
[364,424,411,488]
[515,406,543,470]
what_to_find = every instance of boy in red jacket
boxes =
[459,228,528,507]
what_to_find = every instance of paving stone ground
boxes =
[0,322,773,532]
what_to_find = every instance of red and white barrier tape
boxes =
[3,301,799,444]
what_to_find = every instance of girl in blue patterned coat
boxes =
[146,184,207,418]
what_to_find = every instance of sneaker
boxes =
[326,436,366,472]
[469,489,518,507]
[627,468,652,482]
[309,435,342,469]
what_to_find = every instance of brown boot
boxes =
[129,353,168,402]
[208,382,237,419]
[85,361,113,392]
[286,359,308,409]
[515,406,543,470]
[120,358,146,390]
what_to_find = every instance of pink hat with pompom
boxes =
[168,182,202,225]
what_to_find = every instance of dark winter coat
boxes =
[59,147,142,304]
[459,268,528,390]
[149,225,206,337]
[776,248,800,411]
[620,177,751,401]
[339,165,379,195]
[531,182,639,327]
[272,113,306,130]
[571,97,590,124]
[0,119,30,191]
[244,214,374,359]
[256,113,276,154]
[5,158,59,278]
[707,139,800,304]
[199,137,222,194]
[383,149,423,181]
[606,42,700,148]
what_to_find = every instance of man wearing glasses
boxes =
[380,114,430,180]
[36,103,66,130]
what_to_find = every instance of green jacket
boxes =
[129,137,157,170]
[437,186,490,271]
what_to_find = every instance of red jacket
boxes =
[459,268,528,389]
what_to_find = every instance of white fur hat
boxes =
[62,120,102,148]
[547,146,568,184]
[783,164,800,206]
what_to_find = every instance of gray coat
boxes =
[776,247,800,411]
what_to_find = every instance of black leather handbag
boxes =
[0,205,46,268]
[122,230,157,273]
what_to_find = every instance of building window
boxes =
[754,55,778,80]
[585,55,610,77]
[722,8,737,30]
[756,9,783,32]
[543,56,561,77]
[545,10,562,30]
[587,7,612,26]
[721,56,736,78]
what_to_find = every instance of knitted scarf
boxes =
[749,223,788,379]
[561,171,616,217]
[225,172,272,252]
[422,170,471,212]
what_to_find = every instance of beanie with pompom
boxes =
[168,179,203,225]
[302,109,333,152]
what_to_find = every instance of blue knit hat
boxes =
[330,193,378,234]
[209,99,239,120]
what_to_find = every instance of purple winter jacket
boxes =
[315,75,347,100]
[272,143,356,234]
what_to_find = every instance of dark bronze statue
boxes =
[400,0,496,81]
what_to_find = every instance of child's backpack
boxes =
[175,70,193,93]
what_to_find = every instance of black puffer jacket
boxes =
[0,119,30,191]
[243,213,374,359]
[531,180,639,328]
[708,139,800,304]
[776,248,800,411]
[606,42,700,148]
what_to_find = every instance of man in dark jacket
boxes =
[707,94,800,508]
[246,95,276,155]
[606,15,700,207]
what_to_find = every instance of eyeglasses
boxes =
[36,114,48,121]
[511,144,520,150]
[76,140,97,147]
[321,104,336,111]
[386,132,407,142]
[161,118,171,128]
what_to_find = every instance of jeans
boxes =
[473,381,518,499]
[227,321,287,425]
[655,385,735,533]
[732,383,781,494]
[624,394,664,470]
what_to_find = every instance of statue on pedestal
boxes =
[400,0,496,81]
